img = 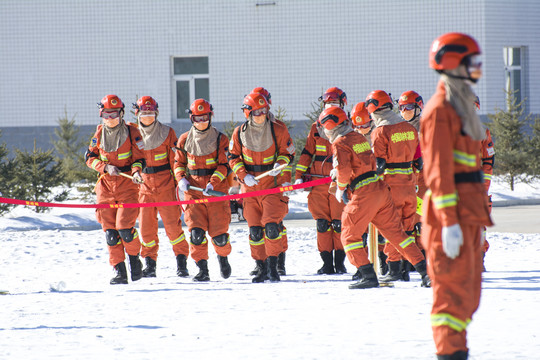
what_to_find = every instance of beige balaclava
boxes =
[184,123,220,156]
[325,121,354,144]
[240,117,274,152]
[370,108,403,128]
[138,119,170,151]
[101,120,129,153]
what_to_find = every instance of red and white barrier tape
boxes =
[0,177,332,209]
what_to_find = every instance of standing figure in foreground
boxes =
[133,96,189,278]
[174,99,232,282]
[421,32,493,360]
[85,95,145,284]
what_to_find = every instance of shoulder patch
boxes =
[286,139,295,155]
[90,137,97,147]
[135,136,142,142]
[136,141,145,150]
[229,138,234,150]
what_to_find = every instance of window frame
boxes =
[171,56,209,121]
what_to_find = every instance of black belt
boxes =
[350,170,377,190]
[245,164,274,172]
[454,171,483,183]
[314,155,333,163]
[189,168,215,176]
[117,165,132,173]
[142,163,171,174]
[386,161,412,169]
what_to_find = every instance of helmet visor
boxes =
[192,114,210,123]
[399,104,416,111]
[251,107,268,117]
[101,111,120,119]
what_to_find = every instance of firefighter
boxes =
[228,93,295,283]
[293,87,347,275]
[317,106,430,289]
[421,32,493,359]
[367,90,424,283]
[133,96,189,278]
[250,87,290,276]
[85,94,145,285]
[174,99,232,282]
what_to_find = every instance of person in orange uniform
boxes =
[174,99,232,282]
[317,106,430,289]
[85,95,145,285]
[421,32,493,360]
[250,87,290,276]
[367,90,424,283]
[475,96,495,270]
[228,93,295,283]
[294,87,347,275]
[132,96,189,278]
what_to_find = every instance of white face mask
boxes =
[324,103,340,109]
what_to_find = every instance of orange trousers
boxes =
[384,184,422,262]
[95,176,141,266]
[138,187,188,261]
[308,183,345,252]
[184,199,232,262]
[244,192,288,259]
[341,181,424,268]
[421,222,483,356]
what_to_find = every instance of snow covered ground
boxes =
[0,176,539,359]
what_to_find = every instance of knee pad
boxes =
[249,226,264,242]
[190,227,206,246]
[331,219,342,233]
[362,232,368,248]
[105,229,121,246]
[212,233,229,247]
[316,219,331,233]
[265,222,280,240]
[119,228,136,243]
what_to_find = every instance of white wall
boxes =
[0,0,537,128]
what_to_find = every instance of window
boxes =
[172,57,209,120]
[503,47,527,110]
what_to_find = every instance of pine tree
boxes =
[11,140,68,213]
[222,112,239,139]
[528,115,540,177]
[0,131,15,214]
[487,90,531,190]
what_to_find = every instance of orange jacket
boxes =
[295,122,333,180]
[420,80,493,228]
[139,126,178,195]
[332,131,380,193]
[228,119,294,190]
[86,123,145,176]
[371,121,419,186]
[174,129,230,195]
[481,128,495,193]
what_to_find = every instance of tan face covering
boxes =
[324,121,353,144]
[101,120,129,152]
[138,120,170,151]
[240,117,274,152]
[371,108,403,127]
[184,125,220,156]
[441,71,485,141]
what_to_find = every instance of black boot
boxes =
[414,260,431,287]
[129,255,143,282]
[277,252,286,276]
[250,260,263,276]
[437,350,468,359]
[379,261,401,283]
[334,249,347,274]
[110,262,128,285]
[378,251,388,275]
[193,259,210,282]
[317,251,335,274]
[252,259,268,283]
[176,254,189,277]
[142,257,156,278]
[401,259,412,282]
[349,263,379,289]
[267,256,280,282]
[352,268,362,281]
[217,255,232,279]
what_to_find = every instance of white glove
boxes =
[105,164,120,176]
[330,168,337,180]
[203,182,214,196]
[132,172,144,184]
[442,224,464,259]
[335,187,345,203]
[294,178,303,185]
[269,163,284,177]
[178,177,190,192]
[243,174,259,187]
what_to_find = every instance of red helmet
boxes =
[98,94,124,117]
[350,102,371,127]
[189,99,213,123]
[133,96,158,115]
[242,93,269,118]
[365,90,393,113]
[398,91,424,110]
[318,106,348,130]
[319,87,347,107]
[429,32,481,71]
[474,95,480,110]
[251,87,272,105]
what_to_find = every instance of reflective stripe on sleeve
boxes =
[453,150,477,167]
